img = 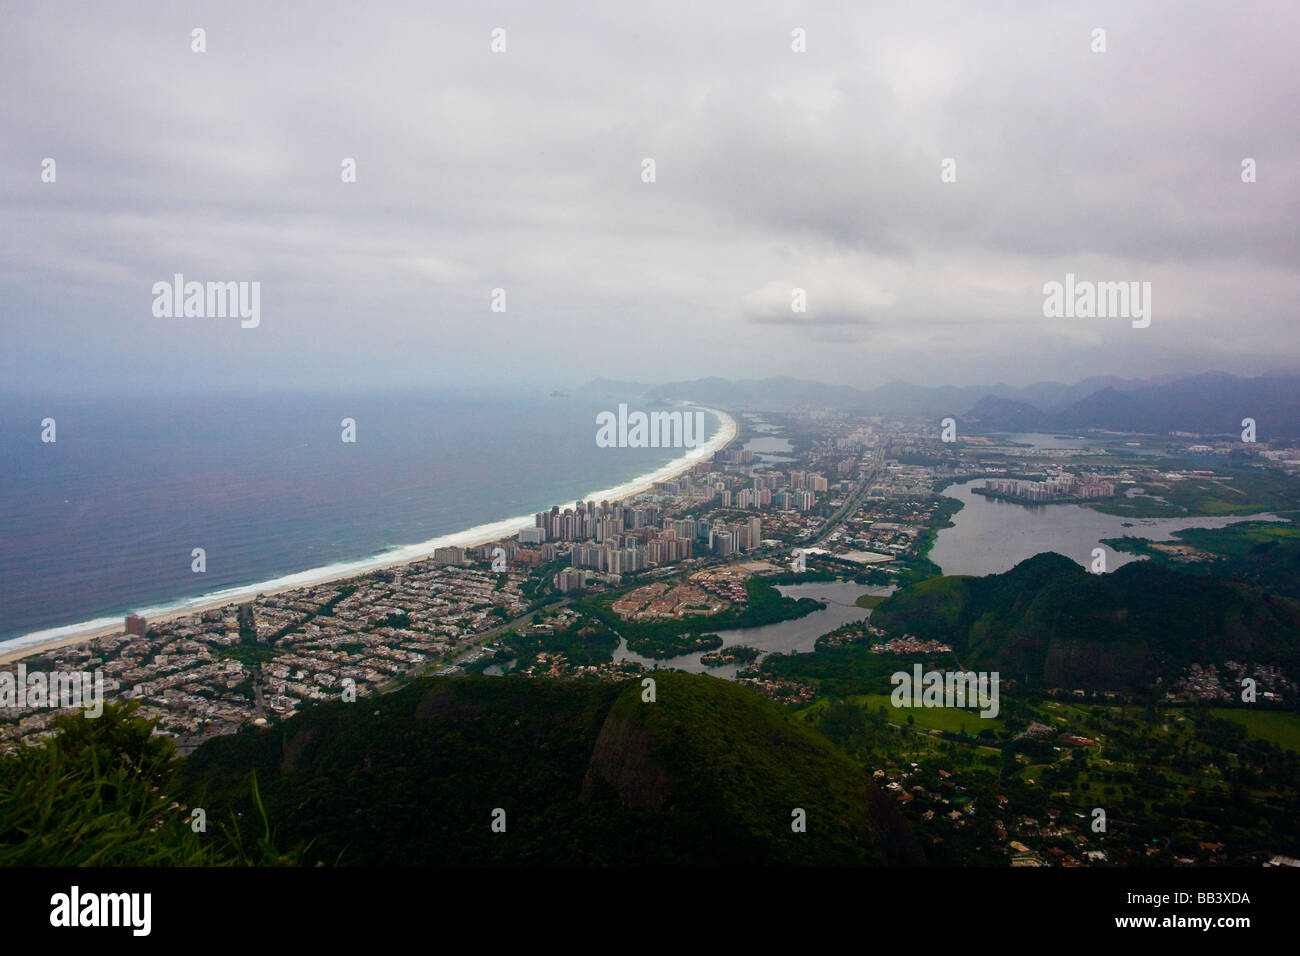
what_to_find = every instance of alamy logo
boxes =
[1042,272,1150,328]
[152,274,260,328]
[595,404,705,449]
[50,886,150,936]
[0,666,104,717]
[890,665,1000,718]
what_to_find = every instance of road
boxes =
[810,454,883,547]
[379,597,573,691]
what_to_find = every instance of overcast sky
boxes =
[3,1,1297,393]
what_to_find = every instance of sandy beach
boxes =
[0,406,739,667]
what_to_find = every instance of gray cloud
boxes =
[746,313,873,327]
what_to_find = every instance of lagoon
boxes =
[612,580,886,678]
[931,480,1281,576]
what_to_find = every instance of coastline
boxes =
[0,405,739,666]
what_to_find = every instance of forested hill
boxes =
[870,553,1300,690]
[179,672,923,866]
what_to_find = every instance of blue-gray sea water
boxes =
[0,389,720,645]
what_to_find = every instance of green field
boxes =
[838,693,1004,735]
[1102,519,1300,578]
[1209,708,1300,753]
[1091,467,1300,518]
[854,593,886,608]
[1174,521,1300,555]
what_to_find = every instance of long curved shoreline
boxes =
[0,405,739,666]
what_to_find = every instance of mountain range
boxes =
[576,370,1300,437]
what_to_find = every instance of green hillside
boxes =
[179,672,923,866]
[1105,522,1300,602]
[871,552,1300,690]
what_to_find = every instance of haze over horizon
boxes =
[4,0,1298,393]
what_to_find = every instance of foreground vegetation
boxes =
[0,701,296,866]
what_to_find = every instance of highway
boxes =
[810,452,883,547]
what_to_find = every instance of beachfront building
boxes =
[554,568,587,593]
[433,546,467,566]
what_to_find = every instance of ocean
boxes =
[0,390,725,650]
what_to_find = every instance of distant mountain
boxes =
[575,375,866,409]
[575,374,1011,413]
[1014,376,1142,411]
[180,672,923,866]
[870,553,1300,690]
[573,377,662,401]
[973,371,1300,437]
[859,380,1022,416]
[965,395,1051,432]
[576,370,1300,434]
